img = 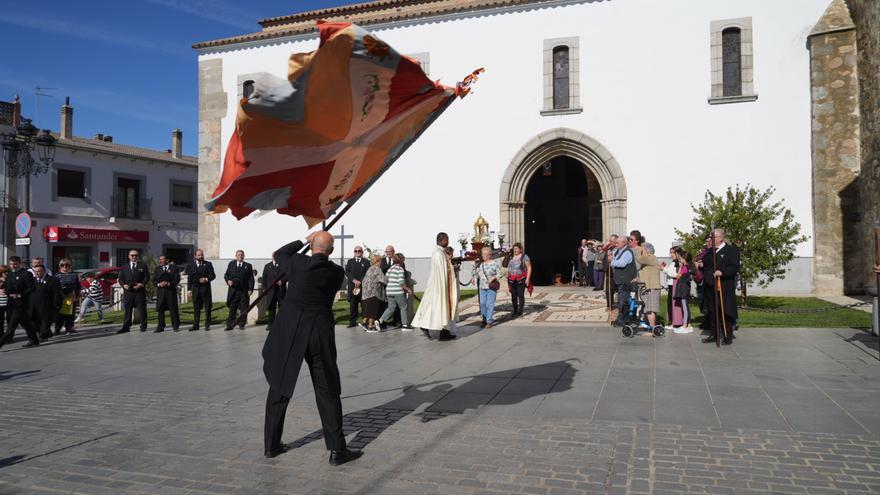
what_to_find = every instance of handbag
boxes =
[674,272,692,299]
[482,264,500,291]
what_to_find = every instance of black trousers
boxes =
[227,289,249,328]
[122,290,147,330]
[32,305,53,338]
[156,288,180,329]
[55,313,74,333]
[586,261,595,287]
[264,329,346,453]
[2,303,36,345]
[267,293,282,327]
[191,287,212,329]
[616,282,631,321]
[347,294,362,325]
[509,278,526,315]
[703,285,735,337]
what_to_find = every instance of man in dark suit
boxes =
[0,256,37,348]
[30,265,61,341]
[154,255,181,332]
[698,228,740,345]
[185,249,215,331]
[262,231,361,465]
[117,250,150,333]
[344,246,369,328]
[262,255,286,331]
[224,249,254,330]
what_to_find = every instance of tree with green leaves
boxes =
[675,184,808,306]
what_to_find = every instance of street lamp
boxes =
[1,111,57,262]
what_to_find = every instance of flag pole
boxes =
[242,201,357,321]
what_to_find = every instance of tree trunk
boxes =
[740,280,748,308]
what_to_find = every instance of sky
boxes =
[1,0,351,156]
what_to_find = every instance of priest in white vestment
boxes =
[412,232,459,341]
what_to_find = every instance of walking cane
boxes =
[710,226,721,348]
[717,275,729,341]
[874,226,880,358]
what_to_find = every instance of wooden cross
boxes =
[333,225,355,265]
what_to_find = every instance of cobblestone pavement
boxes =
[1,299,879,494]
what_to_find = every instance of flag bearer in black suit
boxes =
[262,255,286,331]
[185,250,215,331]
[344,246,369,328]
[225,249,254,330]
[262,231,361,465]
[30,265,61,341]
[0,256,37,348]
[117,250,150,333]
[154,255,181,332]
[697,228,740,346]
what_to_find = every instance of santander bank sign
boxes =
[44,226,149,243]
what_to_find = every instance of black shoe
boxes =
[702,335,717,343]
[53,330,61,336]
[154,328,165,333]
[346,323,357,328]
[139,327,147,332]
[421,328,433,340]
[238,325,245,330]
[722,337,733,345]
[116,328,130,334]
[437,330,456,341]
[173,327,180,332]
[480,321,487,328]
[23,341,39,348]
[188,327,199,332]
[329,448,362,466]
[204,327,211,331]
[225,326,234,331]
[264,444,289,458]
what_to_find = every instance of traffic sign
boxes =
[15,237,30,246]
[15,212,32,238]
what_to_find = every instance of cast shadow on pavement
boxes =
[0,328,120,352]
[0,369,41,381]
[288,359,577,451]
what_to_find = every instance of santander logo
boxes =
[67,231,79,240]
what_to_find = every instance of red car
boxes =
[76,267,121,303]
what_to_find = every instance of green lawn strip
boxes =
[657,294,871,329]
[80,290,480,327]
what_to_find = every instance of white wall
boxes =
[200,0,826,260]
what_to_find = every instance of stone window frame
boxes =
[406,52,430,76]
[52,163,92,204]
[709,17,758,105]
[541,37,582,116]
[169,179,197,212]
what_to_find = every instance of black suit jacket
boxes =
[224,260,255,304]
[119,262,150,292]
[262,261,286,302]
[344,257,370,301]
[7,268,35,308]
[31,276,61,313]
[700,243,740,318]
[154,264,180,295]
[380,256,394,274]
[185,261,215,292]
[262,240,345,398]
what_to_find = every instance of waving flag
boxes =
[206,21,482,226]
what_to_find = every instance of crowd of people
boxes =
[579,229,741,345]
[0,248,293,349]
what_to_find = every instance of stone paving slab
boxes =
[1,296,880,494]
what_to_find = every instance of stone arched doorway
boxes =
[499,128,627,283]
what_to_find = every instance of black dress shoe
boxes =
[329,448,362,466]
[437,330,456,341]
[23,341,39,348]
[116,328,130,334]
[238,325,245,330]
[173,327,180,332]
[264,444,289,458]
[154,328,165,333]
[224,326,234,331]
[204,327,211,331]
[702,335,717,343]
[188,327,199,332]
[139,327,148,332]
[722,337,733,345]
[480,321,486,328]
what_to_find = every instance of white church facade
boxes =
[194,0,852,291]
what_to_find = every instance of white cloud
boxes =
[0,13,188,58]
[142,0,256,31]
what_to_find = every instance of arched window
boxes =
[242,80,255,99]
[721,28,742,96]
[553,46,570,109]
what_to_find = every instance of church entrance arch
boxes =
[499,128,627,285]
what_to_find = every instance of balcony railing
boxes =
[111,196,152,220]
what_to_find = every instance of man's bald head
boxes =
[311,231,335,255]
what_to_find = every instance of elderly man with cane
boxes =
[261,231,362,466]
[697,228,740,346]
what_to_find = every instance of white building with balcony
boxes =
[2,97,198,271]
